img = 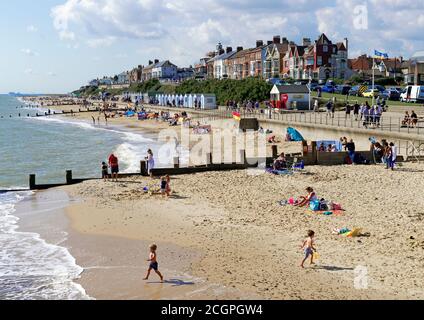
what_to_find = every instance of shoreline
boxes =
[6,97,424,300]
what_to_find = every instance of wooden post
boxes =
[272,145,278,159]
[29,174,36,190]
[140,160,148,176]
[66,170,73,185]
[173,157,180,169]
[302,141,308,155]
[311,141,318,165]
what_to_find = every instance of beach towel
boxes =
[266,168,293,176]
[344,228,362,237]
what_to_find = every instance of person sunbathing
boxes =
[294,187,317,207]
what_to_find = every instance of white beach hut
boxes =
[188,94,194,109]
[200,94,217,110]
[183,94,189,108]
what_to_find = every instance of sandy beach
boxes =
[57,162,424,300]
[17,97,424,300]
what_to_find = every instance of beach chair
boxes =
[286,157,305,173]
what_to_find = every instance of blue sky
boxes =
[0,0,423,94]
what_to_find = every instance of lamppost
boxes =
[308,75,312,111]
[372,58,386,106]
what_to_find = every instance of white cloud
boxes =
[27,25,38,33]
[51,0,423,66]
[24,68,34,74]
[47,72,57,77]
[21,49,39,56]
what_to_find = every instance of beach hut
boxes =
[270,85,310,110]
[188,94,194,108]
[200,94,217,110]
[184,94,189,108]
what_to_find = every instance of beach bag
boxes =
[310,200,320,211]
[319,200,329,211]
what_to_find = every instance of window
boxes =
[317,56,322,66]
[323,45,328,53]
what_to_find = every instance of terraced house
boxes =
[263,36,291,79]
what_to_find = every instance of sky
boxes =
[0,0,423,94]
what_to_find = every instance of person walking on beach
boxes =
[161,175,171,198]
[346,139,356,164]
[301,230,317,268]
[108,153,119,182]
[101,162,109,181]
[389,142,398,171]
[146,149,155,178]
[143,244,164,283]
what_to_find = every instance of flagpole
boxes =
[372,56,375,107]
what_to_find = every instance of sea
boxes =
[0,94,173,300]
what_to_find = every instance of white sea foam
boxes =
[0,192,91,300]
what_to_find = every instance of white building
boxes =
[117,72,130,85]
[152,61,178,80]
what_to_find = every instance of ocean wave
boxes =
[0,192,91,300]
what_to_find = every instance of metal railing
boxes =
[203,108,424,137]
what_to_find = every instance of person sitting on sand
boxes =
[301,230,317,268]
[273,153,287,171]
[268,135,277,144]
[294,187,317,207]
[143,244,164,283]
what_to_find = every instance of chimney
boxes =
[282,37,289,44]
[226,47,233,54]
[302,38,311,46]
[256,40,264,48]
[273,35,281,44]
[219,49,225,55]
[343,38,349,52]
[237,46,243,52]
[149,60,153,65]
[154,59,159,64]
[267,41,273,45]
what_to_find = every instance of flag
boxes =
[374,50,389,60]
[232,112,241,121]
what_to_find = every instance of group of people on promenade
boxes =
[402,111,419,128]
[226,100,261,112]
